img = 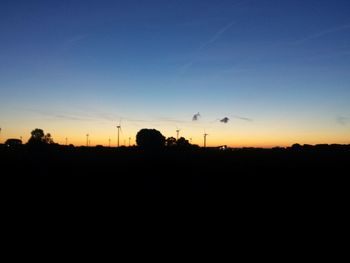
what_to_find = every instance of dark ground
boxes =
[1,143,348,245]
[1,144,349,197]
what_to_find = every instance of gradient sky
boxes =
[1,0,350,147]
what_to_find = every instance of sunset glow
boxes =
[1,0,349,147]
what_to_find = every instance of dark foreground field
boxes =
[1,144,349,197]
[1,144,348,253]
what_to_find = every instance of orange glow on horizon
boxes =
[1,124,349,148]
[1,112,349,148]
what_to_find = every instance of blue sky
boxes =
[0,0,350,146]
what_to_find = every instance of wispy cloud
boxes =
[198,21,236,52]
[232,115,253,122]
[63,34,89,50]
[220,117,230,123]
[179,21,235,74]
[293,24,350,44]
[211,114,253,123]
[25,108,101,122]
[25,107,205,126]
[192,112,201,121]
[19,107,254,132]
[155,116,190,124]
[50,114,93,122]
[337,116,349,125]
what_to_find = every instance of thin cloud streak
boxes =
[211,115,252,123]
[336,116,349,125]
[179,21,236,74]
[23,108,203,126]
[63,34,89,50]
[21,108,127,123]
[156,117,191,124]
[293,24,350,44]
[232,115,253,122]
[198,21,236,52]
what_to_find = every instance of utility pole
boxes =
[116,125,121,147]
[65,137,68,146]
[0,127,2,143]
[176,129,180,140]
[108,138,111,147]
[86,134,89,147]
[129,137,131,147]
[204,133,208,148]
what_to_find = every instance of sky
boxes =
[0,0,350,147]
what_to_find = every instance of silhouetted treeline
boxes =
[1,142,349,194]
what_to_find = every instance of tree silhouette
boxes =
[43,133,54,144]
[166,137,177,147]
[176,137,191,148]
[136,129,165,150]
[27,128,54,145]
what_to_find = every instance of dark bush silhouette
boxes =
[43,133,54,144]
[176,137,191,148]
[27,128,54,146]
[136,129,165,150]
[291,143,302,150]
[166,137,177,147]
[5,139,22,147]
[165,136,197,150]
